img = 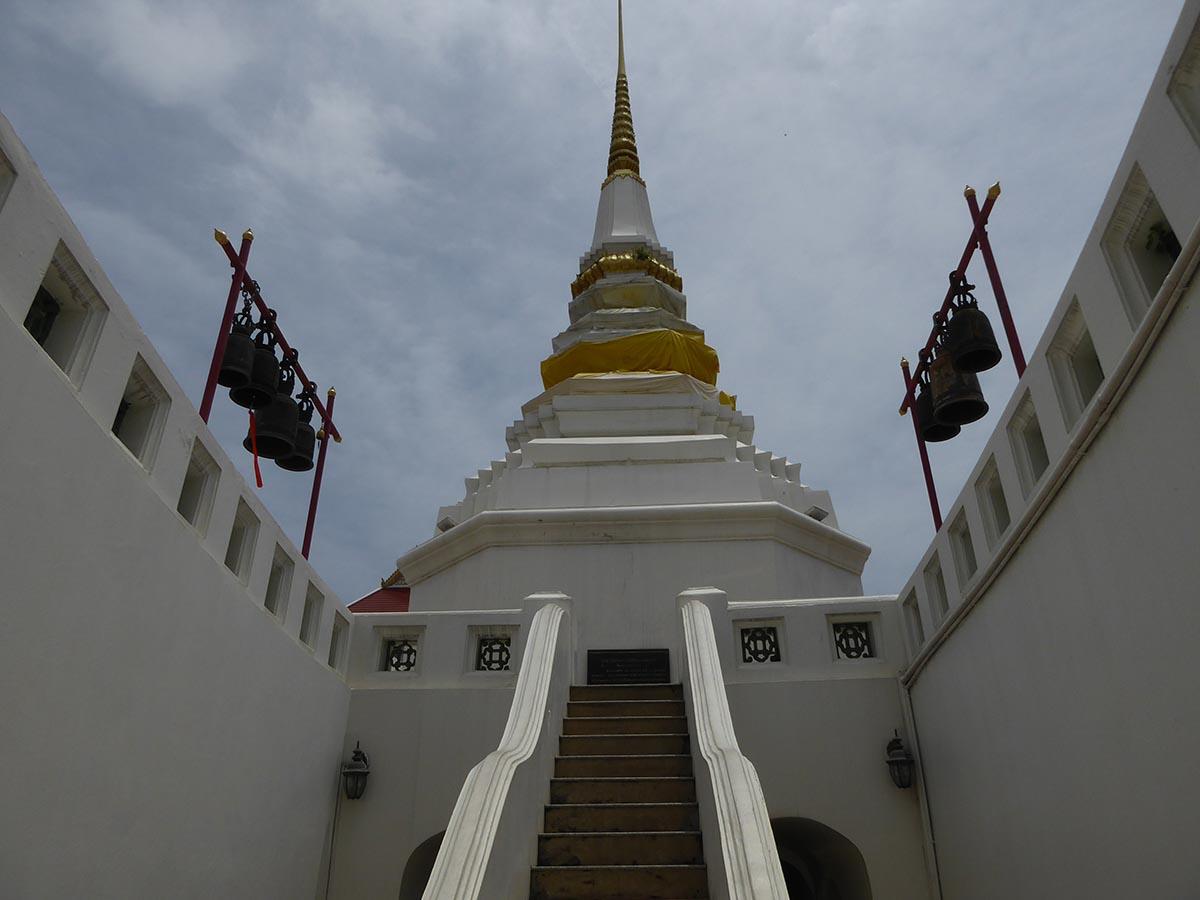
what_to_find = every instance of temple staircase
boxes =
[529,683,709,899]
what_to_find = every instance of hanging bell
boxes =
[229,317,280,410]
[244,364,298,460]
[217,310,254,389]
[930,350,988,426]
[276,392,316,472]
[916,380,960,442]
[946,304,1002,373]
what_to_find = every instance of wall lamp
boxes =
[885,731,915,789]
[341,741,370,800]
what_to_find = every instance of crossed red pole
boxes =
[199,228,343,559]
[899,184,1026,531]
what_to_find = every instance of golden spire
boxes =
[606,0,641,182]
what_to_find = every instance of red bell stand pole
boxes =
[212,236,342,442]
[967,185,1026,376]
[898,188,998,416]
[199,229,253,422]
[900,357,942,530]
[302,387,337,560]
[205,228,344,559]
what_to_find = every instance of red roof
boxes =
[348,586,411,613]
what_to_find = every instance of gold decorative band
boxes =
[540,328,719,391]
[571,251,683,298]
[601,170,646,188]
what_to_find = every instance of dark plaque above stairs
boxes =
[587,649,670,685]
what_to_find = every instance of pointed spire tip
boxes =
[617,0,626,76]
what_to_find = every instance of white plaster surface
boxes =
[0,112,351,900]
[893,5,1200,895]
[909,282,1200,899]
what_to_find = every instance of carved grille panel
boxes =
[833,621,875,659]
[475,635,512,671]
[384,638,418,672]
[740,626,781,663]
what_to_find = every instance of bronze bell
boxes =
[244,365,298,459]
[916,380,960,442]
[229,322,280,410]
[930,350,988,426]
[276,393,316,472]
[217,310,254,389]
[946,303,1002,373]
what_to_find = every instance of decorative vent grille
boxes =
[740,626,781,663]
[385,638,419,672]
[475,635,511,671]
[833,621,875,659]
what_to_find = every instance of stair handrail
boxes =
[679,587,789,899]
[422,593,572,900]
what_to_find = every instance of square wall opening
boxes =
[264,547,294,619]
[902,590,925,653]
[734,619,785,666]
[1007,392,1050,497]
[1169,21,1200,153]
[24,243,108,384]
[300,584,325,648]
[0,148,14,216]
[1048,300,1105,430]
[469,625,518,672]
[379,627,424,673]
[948,511,978,588]
[923,556,950,626]
[111,356,170,469]
[223,498,259,583]
[1102,166,1179,325]
[328,615,349,671]
[176,438,219,535]
[974,457,1011,550]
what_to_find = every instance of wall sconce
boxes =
[885,731,915,789]
[341,741,370,800]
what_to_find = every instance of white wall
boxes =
[0,114,351,899]
[896,4,1200,896]
[329,601,575,899]
[910,278,1200,899]
[402,534,865,686]
[711,597,933,899]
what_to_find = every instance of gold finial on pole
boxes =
[963,185,976,198]
[987,181,1001,199]
[214,228,229,245]
[242,228,255,241]
[606,0,640,180]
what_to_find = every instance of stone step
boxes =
[544,803,700,834]
[550,777,697,804]
[563,716,688,736]
[554,755,694,778]
[538,831,704,866]
[570,684,684,702]
[530,864,708,899]
[568,700,685,718]
[561,734,689,757]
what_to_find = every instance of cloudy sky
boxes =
[0,1,1184,602]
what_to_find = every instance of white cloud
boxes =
[27,0,252,106]
[0,0,1186,601]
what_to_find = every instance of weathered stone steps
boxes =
[551,777,697,804]
[532,682,708,898]
[530,864,709,899]
[554,754,694,778]
[563,716,688,735]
